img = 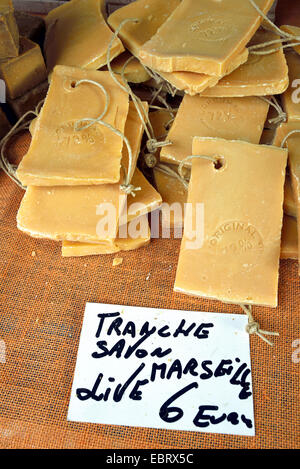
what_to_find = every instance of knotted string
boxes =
[280,129,300,148]
[240,304,279,346]
[260,96,287,125]
[248,0,300,55]
[73,79,140,197]
[0,99,45,189]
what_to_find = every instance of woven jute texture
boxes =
[0,132,299,449]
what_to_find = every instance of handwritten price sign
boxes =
[68,303,255,436]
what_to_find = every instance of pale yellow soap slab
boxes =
[160,95,269,166]
[174,137,288,307]
[16,66,129,186]
[106,51,151,84]
[62,215,151,257]
[281,25,300,54]
[282,51,300,122]
[44,0,124,73]
[139,0,274,76]
[201,30,289,97]
[281,214,298,260]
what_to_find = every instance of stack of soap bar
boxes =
[45,0,124,73]
[16,66,129,186]
[282,51,300,122]
[160,95,269,166]
[0,106,11,139]
[0,36,47,99]
[201,30,289,97]
[107,0,221,96]
[281,215,298,260]
[174,137,288,307]
[139,0,274,76]
[0,0,19,59]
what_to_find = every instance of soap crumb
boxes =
[113,257,123,267]
[31,251,36,257]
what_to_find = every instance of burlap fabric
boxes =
[0,132,299,449]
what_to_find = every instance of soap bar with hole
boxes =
[281,25,300,54]
[174,137,288,307]
[0,37,47,99]
[281,215,298,260]
[62,215,151,257]
[274,122,300,274]
[160,95,269,167]
[282,51,300,122]
[139,0,274,76]
[16,66,129,186]
[0,0,19,59]
[0,106,10,139]
[104,51,151,84]
[202,30,289,97]
[45,0,124,73]
[8,80,48,119]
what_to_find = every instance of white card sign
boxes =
[68,303,255,436]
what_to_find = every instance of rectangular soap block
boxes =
[45,0,124,73]
[0,36,47,99]
[281,215,298,260]
[139,0,274,76]
[16,66,129,186]
[174,137,288,307]
[0,0,19,59]
[160,95,269,166]
[0,105,10,139]
[282,51,300,122]
[62,215,151,257]
[8,80,48,119]
[201,30,289,97]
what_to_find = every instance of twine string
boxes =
[260,96,287,125]
[240,304,279,346]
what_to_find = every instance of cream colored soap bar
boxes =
[282,51,300,122]
[62,215,151,257]
[281,25,300,54]
[106,52,151,84]
[202,30,289,97]
[45,0,124,73]
[139,0,274,76]
[280,215,298,260]
[174,137,287,307]
[16,66,129,186]
[284,175,297,218]
[0,0,19,59]
[160,95,269,166]
[0,37,47,99]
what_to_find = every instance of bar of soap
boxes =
[8,80,48,119]
[174,137,288,307]
[281,25,300,54]
[160,95,269,166]
[105,51,151,84]
[153,165,187,229]
[15,11,45,45]
[107,0,181,58]
[282,51,300,122]
[0,105,11,139]
[201,30,289,97]
[107,0,221,96]
[281,215,298,260]
[45,0,124,73]
[62,215,151,257]
[139,0,274,76]
[16,66,129,186]
[0,0,19,59]
[0,36,47,99]
[284,175,297,218]
[274,122,300,273]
